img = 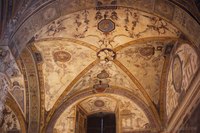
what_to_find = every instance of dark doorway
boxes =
[87,112,116,133]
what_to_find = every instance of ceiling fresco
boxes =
[115,94,150,131]
[34,40,96,110]
[0,0,200,133]
[53,94,150,133]
[166,43,199,119]
[0,105,21,133]
[70,61,145,101]
[0,46,26,115]
[34,7,182,111]
[35,7,180,49]
[79,95,118,114]
[34,38,166,111]
[53,105,76,133]
[26,4,200,132]
[117,40,175,104]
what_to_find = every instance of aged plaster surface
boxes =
[53,94,150,133]
[35,8,180,48]
[117,41,173,105]
[35,40,96,110]
[0,105,21,133]
[0,1,199,132]
[3,0,200,56]
[34,7,180,111]
[79,95,117,114]
[0,73,9,124]
[53,105,76,133]
[0,46,26,119]
[71,61,144,100]
[166,43,199,120]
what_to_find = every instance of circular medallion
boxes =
[172,55,183,93]
[97,70,109,79]
[98,19,115,33]
[53,51,71,62]
[139,46,155,57]
[94,100,105,107]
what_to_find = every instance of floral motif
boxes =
[97,48,116,62]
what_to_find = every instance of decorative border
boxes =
[20,48,40,133]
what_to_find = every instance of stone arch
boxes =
[45,87,161,132]
[4,93,26,133]
[20,48,41,133]
[164,42,200,123]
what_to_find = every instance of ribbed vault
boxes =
[0,0,200,133]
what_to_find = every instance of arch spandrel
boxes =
[0,46,26,123]
[166,42,200,123]
[48,90,158,133]
[34,40,97,111]
[0,105,21,133]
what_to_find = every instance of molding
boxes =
[113,59,162,128]
[159,54,171,127]
[6,93,26,133]
[20,47,40,133]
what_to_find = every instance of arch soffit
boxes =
[32,37,178,126]
[5,93,26,133]
[45,87,161,132]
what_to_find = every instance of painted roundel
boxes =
[94,100,105,107]
[53,51,71,62]
[98,19,115,33]
[172,55,183,93]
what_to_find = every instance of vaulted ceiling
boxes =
[0,0,200,133]
[32,6,199,133]
[33,7,180,111]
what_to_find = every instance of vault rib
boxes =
[159,53,171,125]
[113,59,162,127]
[47,59,100,121]
[114,37,179,52]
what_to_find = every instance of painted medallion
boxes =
[94,100,105,107]
[98,19,115,33]
[53,51,71,62]
[172,55,182,93]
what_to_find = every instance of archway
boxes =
[87,112,116,133]
[0,0,200,132]
[46,88,159,133]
